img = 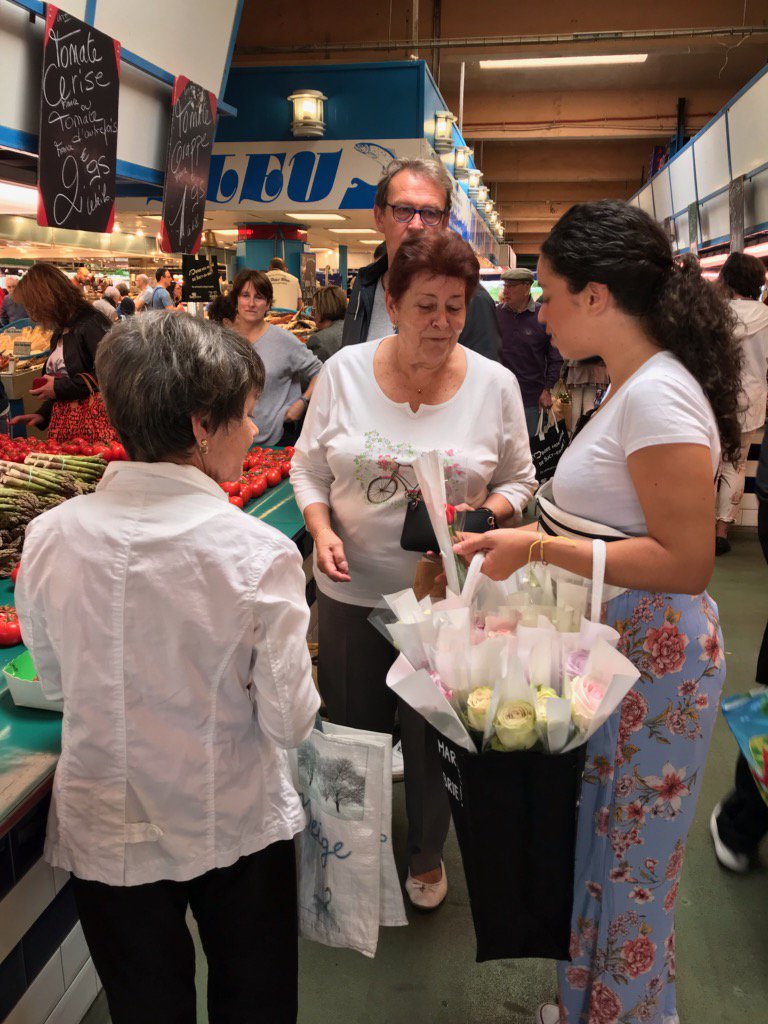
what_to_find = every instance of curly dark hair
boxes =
[719,252,766,301]
[540,201,743,465]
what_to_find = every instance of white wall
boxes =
[0,0,240,179]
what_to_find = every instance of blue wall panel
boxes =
[218,62,426,143]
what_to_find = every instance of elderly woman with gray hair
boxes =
[15,312,320,1024]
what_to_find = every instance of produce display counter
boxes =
[0,478,308,1024]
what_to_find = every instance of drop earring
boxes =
[199,439,209,454]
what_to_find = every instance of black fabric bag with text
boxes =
[530,409,569,483]
[433,727,585,962]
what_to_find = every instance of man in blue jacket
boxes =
[341,158,501,362]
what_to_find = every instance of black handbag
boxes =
[400,494,497,553]
[530,409,569,483]
[433,727,586,962]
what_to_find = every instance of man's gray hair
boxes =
[95,312,265,463]
[5,275,19,287]
[135,274,149,288]
[374,158,453,214]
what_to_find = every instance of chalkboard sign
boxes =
[37,6,120,234]
[159,77,217,255]
[181,254,221,303]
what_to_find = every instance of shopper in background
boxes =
[266,256,303,312]
[16,313,319,1024]
[563,355,610,430]
[495,267,563,436]
[207,293,236,328]
[454,201,742,1024]
[170,280,186,310]
[116,282,135,318]
[342,157,501,361]
[307,285,347,362]
[711,427,768,870]
[714,252,768,554]
[0,274,28,326]
[10,264,115,442]
[230,268,322,446]
[134,273,152,311]
[147,267,175,310]
[93,285,120,323]
[292,231,536,911]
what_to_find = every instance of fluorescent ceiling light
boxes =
[744,241,768,259]
[479,54,648,70]
[698,252,728,268]
[286,213,346,222]
[360,239,384,245]
[328,229,378,235]
[210,229,239,237]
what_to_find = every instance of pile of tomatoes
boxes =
[221,445,294,509]
[0,435,127,463]
[0,606,21,647]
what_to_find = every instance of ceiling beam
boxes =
[477,138,657,183]
[444,86,731,141]
[495,180,636,202]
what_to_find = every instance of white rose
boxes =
[466,686,493,731]
[493,700,537,751]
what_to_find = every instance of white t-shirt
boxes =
[291,339,537,606]
[368,278,394,342]
[267,270,302,310]
[553,351,721,536]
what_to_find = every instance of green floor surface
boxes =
[83,530,768,1024]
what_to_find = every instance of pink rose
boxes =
[667,710,687,736]
[620,690,649,735]
[642,623,689,677]
[615,775,635,798]
[565,966,591,990]
[571,675,607,731]
[622,934,657,978]
[588,982,622,1024]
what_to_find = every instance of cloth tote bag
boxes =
[47,373,118,445]
[291,722,407,958]
[530,409,569,483]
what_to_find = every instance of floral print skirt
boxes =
[557,589,724,1024]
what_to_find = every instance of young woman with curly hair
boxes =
[456,201,742,1024]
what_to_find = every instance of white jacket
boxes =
[731,298,768,433]
[16,461,319,886]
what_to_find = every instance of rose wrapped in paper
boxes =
[493,700,537,751]
[535,686,559,725]
[466,686,493,731]
[564,649,588,680]
[571,674,608,732]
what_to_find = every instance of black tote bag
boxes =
[434,728,586,962]
[530,409,569,483]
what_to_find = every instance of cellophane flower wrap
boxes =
[378,548,641,757]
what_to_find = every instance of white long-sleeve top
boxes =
[291,339,537,606]
[15,461,320,886]
[730,298,768,433]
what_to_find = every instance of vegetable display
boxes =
[221,445,294,509]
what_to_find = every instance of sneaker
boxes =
[405,861,447,910]
[536,1004,560,1024]
[391,740,404,782]
[715,536,731,556]
[710,803,749,873]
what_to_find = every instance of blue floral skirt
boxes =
[556,589,725,1024]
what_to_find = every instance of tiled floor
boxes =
[83,530,768,1024]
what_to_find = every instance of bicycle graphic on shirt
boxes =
[366,459,419,504]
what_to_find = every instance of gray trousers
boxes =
[317,591,451,874]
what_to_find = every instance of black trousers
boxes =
[317,591,451,875]
[72,841,298,1024]
[717,499,768,853]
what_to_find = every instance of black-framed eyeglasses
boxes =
[386,203,447,227]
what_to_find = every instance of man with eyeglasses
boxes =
[341,158,501,361]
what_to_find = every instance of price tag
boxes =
[13,341,31,360]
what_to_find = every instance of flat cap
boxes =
[500,267,535,283]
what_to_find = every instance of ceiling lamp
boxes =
[467,168,483,193]
[483,199,494,216]
[288,89,327,138]
[476,185,489,206]
[479,54,648,70]
[454,145,472,178]
[433,110,457,152]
